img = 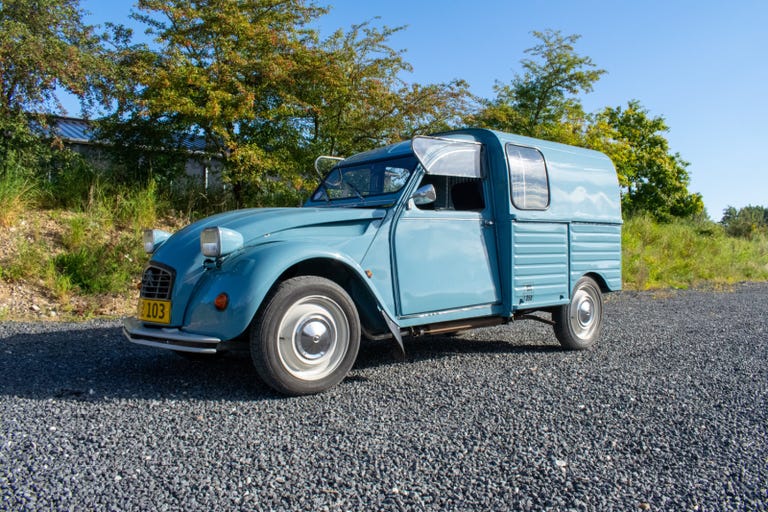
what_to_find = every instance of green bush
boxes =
[721,205,768,240]
[38,150,101,210]
[54,232,144,294]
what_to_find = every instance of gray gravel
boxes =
[1,284,767,511]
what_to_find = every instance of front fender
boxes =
[182,241,395,340]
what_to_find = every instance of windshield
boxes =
[311,155,418,203]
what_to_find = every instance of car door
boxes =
[392,137,501,317]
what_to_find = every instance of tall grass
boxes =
[622,215,768,289]
[50,183,164,295]
[0,174,36,227]
[1,181,165,302]
[4,170,768,321]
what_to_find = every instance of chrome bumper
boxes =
[123,317,222,354]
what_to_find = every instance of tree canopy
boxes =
[0,0,118,180]
[587,101,704,219]
[0,0,112,115]
[1,0,709,219]
[721,205,768,239]
[471,30,604,143]
[470,29,703,220]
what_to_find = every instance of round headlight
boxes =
[201,227,244,258]
[143,229,172,254]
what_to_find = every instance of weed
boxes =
[114,181,162,228]
[46,260,74,303]
[2,237,48,282]
[62,215,91,250]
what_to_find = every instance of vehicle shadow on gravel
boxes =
[354,334,562,371]
[0,324,562,401]
[0,326,274,401]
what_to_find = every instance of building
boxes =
[44,116,223,190]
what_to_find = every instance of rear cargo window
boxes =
[506,144,549,210]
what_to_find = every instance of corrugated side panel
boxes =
[512,222,569,309]
[570,223,622,291]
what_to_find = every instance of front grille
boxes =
[140,265,174,299]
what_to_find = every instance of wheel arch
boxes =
[260,257,391,338]
[572,271,611,295]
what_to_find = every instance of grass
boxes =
[0,181,180,317]
[622,215,768,289]
[2,184,768,320]
[0,174,36,228]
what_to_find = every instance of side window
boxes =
[382,166,410,193]
[416,175,485,211]
[506,144,549,210]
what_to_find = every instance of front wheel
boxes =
[553,276,604,350]
[251,276,361,396]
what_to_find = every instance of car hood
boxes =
[151,207,386,266]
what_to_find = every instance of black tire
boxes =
[251,276,361,396]
[553,276,603,350]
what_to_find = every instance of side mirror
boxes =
[411,184,436,206]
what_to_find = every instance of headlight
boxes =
[201,227,244,258]
[143,229,172,254]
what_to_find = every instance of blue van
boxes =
[124,128,622,395]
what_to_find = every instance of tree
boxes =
[470,29,605,142]
[470,30,702,220]
[721,205,768,239]
[93,22,192,188]
[295,21,472,160]
[121,3,474,205]
[0,0,111,114]
[0,0,112,177]
[588,101,704,220]
[125,0,327,206]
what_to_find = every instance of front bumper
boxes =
[123,317,222,354]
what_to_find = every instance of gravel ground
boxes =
[1,284,767,511]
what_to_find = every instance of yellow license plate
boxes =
[138,298,172,324]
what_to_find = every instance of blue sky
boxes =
[69,0,768,221]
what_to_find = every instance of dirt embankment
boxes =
[0,211,137,321]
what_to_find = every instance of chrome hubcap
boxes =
[577,299,593,327]
[277,296,349,381]
[295,317,333,360]
[570,286,600,340]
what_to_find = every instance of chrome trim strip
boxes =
[127,338,218,354]
[398,216,482,222]
[398,302,498,321]
[123,317,221,354]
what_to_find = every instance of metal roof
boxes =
[43,116,211,153]
[50,117,93,143]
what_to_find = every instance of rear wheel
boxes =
[553,276,603,350]
[251,276,360,395]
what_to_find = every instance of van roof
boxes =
[340,128,611,166]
